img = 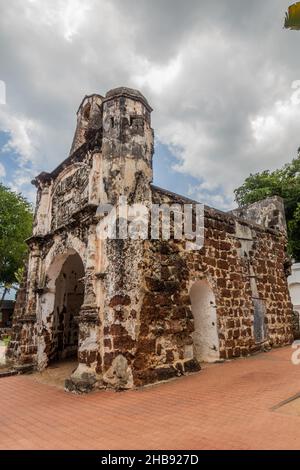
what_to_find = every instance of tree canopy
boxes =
[0,183,33,289]
[234,150,300,261]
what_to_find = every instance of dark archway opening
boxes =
[50,253,84,363]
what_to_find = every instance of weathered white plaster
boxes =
[0,342,6,365]
[103,354,133,389]
[79,329,97,352]
[190,280,220,363]
[289,263,300,314]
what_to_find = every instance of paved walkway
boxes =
[1,346,300,450]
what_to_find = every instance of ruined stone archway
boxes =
[189,280,220,363]
[50,253,84,362]
[37,249,85,369]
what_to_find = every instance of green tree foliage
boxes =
[0,184,33,291]
[234,151,300,261]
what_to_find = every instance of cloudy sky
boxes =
[0,0,299,210]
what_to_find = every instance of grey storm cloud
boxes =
[0,0,299,209]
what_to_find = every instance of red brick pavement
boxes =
[1,346,300,450]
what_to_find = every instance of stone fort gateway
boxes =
[7,87,293,392]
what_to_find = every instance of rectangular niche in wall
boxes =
[253,298,267,344]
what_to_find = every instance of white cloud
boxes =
[133,56,182,94]
[24,0,93,42]
[0,80,6,105]
[251,86,300,147]
[0,0,298,210]
[0,109,41,163]
[7,167,37,203]
[0,162,6,178]
[188,182,234,211]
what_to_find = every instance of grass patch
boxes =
[2,336,11,346]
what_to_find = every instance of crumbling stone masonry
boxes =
[7,87,294,392]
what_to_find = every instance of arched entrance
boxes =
[38,249,85,369]
[190,280,219,363]
[50,253,84,362]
